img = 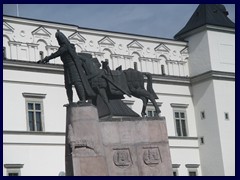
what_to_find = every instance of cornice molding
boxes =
[191,70,235,84]
[170,103,189,108]
[176,24,235,40]
[4,164,24,169]
[3,59,64,75]
[4,60,233,86]
[3,15,188,46]
[185,164,200,168]
[3,130,65,136]
[22,92,46,99]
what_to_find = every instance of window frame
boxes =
[7,170,20,176]
[3,46,6,59]
[39,51,44,60]
[133,62,138,70]
[23,93,46,132]
[188,170,198,176]
[224,112,230,120]
[172,164,180,176]
[4,164,24,176]
[171,103,189,137]
[161,64,165,75]
[200,136,205,145]
[146,102,162,117]
[173,109,188,137]
[185,164,200,176]
[200,111,206,120]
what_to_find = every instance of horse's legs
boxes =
[140,96,148,117]
[133,89,161,117]
[148,94,161,116]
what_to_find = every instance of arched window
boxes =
[103,49,113,69]
[37,39,47,61]
[132,52,141,71]
[159,55,168,75]
[134,62,138,70]
[39,51,44,60]
[3,47,6,59]
[161,65,165,75]
[3,35,10,59]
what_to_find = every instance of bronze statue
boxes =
[101,61,161,117]
[123,69,161,117]
[38,30,161,117]
[37,30,95,103]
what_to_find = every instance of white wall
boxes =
[213,80,235,175]
[192,79,225,175]
[3,143,65,176]
[3,69,68,132]
[207,31,235,73]
[186,31,212,77]
[170,148,201,176]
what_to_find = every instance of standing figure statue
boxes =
[37,30,95,103]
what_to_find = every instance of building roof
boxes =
[3,15,187,43]
[174,4,235,40]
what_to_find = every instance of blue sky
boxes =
[3,4,235,39]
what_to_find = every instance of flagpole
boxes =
[16,4,19,17]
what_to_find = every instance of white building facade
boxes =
[3,4,235,176]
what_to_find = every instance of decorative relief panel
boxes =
[113,148,132,168]
[127,40,143,50]
[154,43,170,53]
[68,124,97,156]
[68,31,86,43]
[98,36,115,46]
[143,147,162,166]
[20,30,26,37]
[32,26,51,39]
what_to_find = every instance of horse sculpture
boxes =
[37,30,161,118]
[89,58,161,117]
[123,68,161,117]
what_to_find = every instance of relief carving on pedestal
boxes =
[113,148,132,168]
[143,147,162,166]
[68,124,97,155]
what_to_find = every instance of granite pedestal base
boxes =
[65,103,172,176]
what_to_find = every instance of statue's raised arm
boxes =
[38,30,95,104]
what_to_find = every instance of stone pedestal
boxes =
[65,103,172,176]
[65,103,108,176]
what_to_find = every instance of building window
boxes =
[147,102,162,117]
[147,110,157,117]
[134,62,138,70]
[27,102,43,131]
[185,164,200,176]
[8,173,19,176]
[171,103,189,137]
[4,164,24,176]
[22,93,46,132]
[172,164,180,176]
[161,65,165,75]
[200,111,205,119]
[189,171,197,176]
[200,136,205,145]
[174,111,187,136]
[173,171,178,176]
[39,51,44,60]
[3,47,6,59]
[224,112,229,120]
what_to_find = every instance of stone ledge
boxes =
[100,116,166,122]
